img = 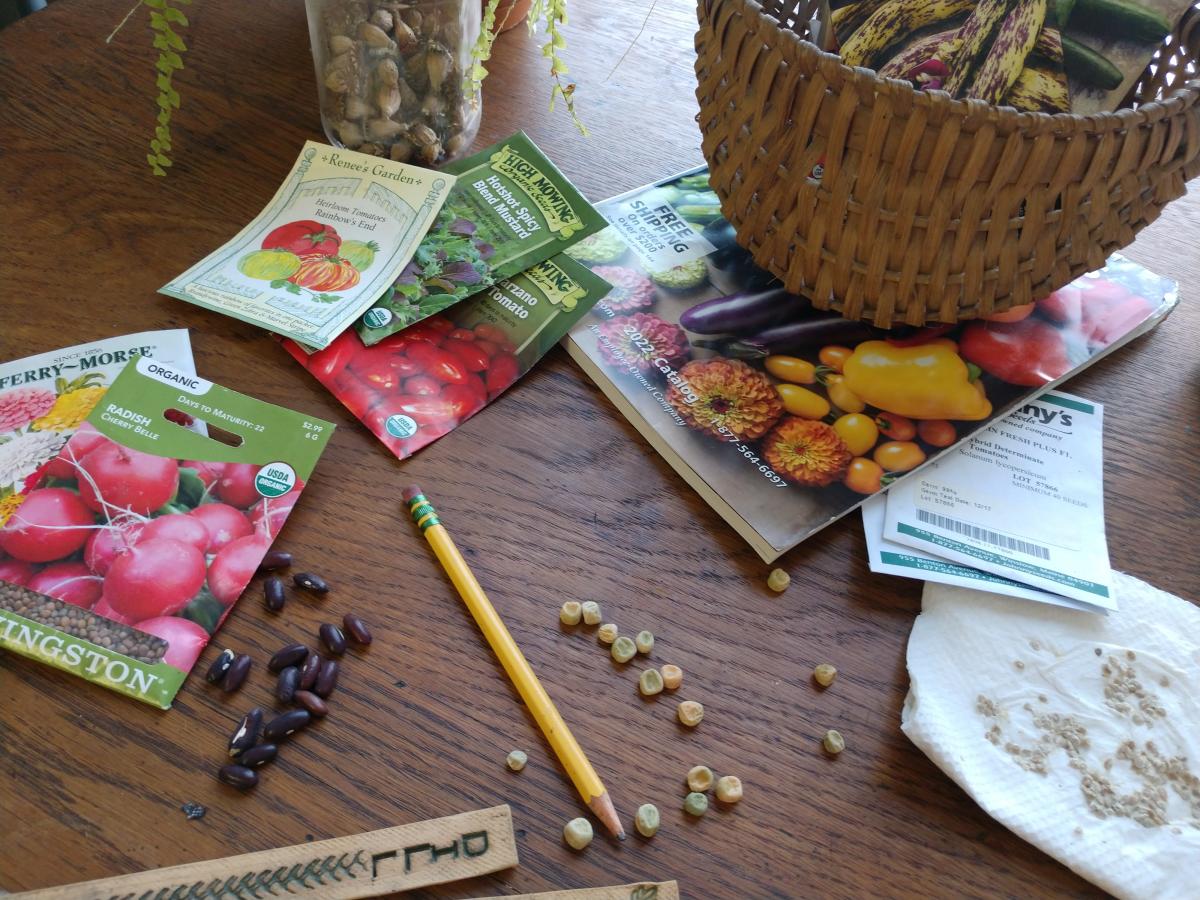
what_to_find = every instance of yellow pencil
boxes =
[402,484,626,840]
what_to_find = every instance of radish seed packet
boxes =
[0,357,334,708]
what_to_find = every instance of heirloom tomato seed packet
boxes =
[285,253,608,460]
[160,141,455,349]
[0,357,334,708]
[354,132,607,345]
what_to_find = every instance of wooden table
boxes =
[1,2,1196,897]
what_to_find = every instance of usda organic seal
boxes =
[384,414,418,438]
[255,462,297,498]
[362,308,393,328]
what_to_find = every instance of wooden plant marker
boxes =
[471,882,680,900]
[13,805,518,900]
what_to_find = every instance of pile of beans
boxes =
[0,580,166,663]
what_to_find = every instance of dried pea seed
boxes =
[638,668,664,696]
[506,750,528,772]
[677,700,704,727]
[661,663,683,690]
[683,792,709,816]
[560,601,582,625]
[823,729,845,755]
[715,775,743,803]
[581,601,601,625]
[686,765,714,792]
[813,663,837,687]
[635,630,654,654]
[767,568,790,592]
[611,636,637,663]
[597,623,619,644]
[635,803,660,837]
[563,817,593,850]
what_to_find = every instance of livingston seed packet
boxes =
[284,254,608,460]
[0,357,334,708]
[0,330,196,513]
[354,132,607,345]
[160,141,455,350]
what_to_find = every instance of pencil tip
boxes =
[401,484,423,503]
[617,831,627,841]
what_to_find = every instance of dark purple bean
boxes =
[228,707,263,757]
[342,614,373,646]
[276,666,300,703]
[293,572,329,595]
[319,623,346,656]
[293,689,329,718]
[217,764,258,790]
[205,648,236,684]
[264,576,286,613]
[314,659,340,699]
[257,549,293,573]
[268,643,309,672]
[221,654,252,693]
[299,651,321,690]
[239,744,278,768]
[263,709,312,740]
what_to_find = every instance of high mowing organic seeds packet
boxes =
[0,357,334,708]
[284,253,609,460]
[160,141,455,350]
[354,132,607,344]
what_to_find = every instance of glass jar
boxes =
[304,0,482,165]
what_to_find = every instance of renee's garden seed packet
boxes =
[286,254,608,460]
[355,132,607,344]
[0,330,195,512]
[0,357,334,708]
[160,141,455,349]
[562,166,1178,562]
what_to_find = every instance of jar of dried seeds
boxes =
[305,0,482,165]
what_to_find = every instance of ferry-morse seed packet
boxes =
[160,141,455,349]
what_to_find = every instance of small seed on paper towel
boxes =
[560,601,582,626]
[823,729,845,755]
[683,792,709,816]
[563,817,593,850]
[597,623,619,644]
[506,750,528,772]
[612,636,637,663]
[767,568,790,592]
[686,765,714,792]
[635,630,654,655]
[715,775,743,803]
[813,664,837,687]
[581,601,602,625]
[635,803,660,837]
[661,664,683,690]
[678,700,704,727]
[639,669,664,696]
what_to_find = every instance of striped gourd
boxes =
[970,0,1048,103]
[942,0,1017,96]
[1032,26,1063,64]
[838,0,974,68]
[832,0,887,43]
[877,29,961,79]
[1004,64,1070,111]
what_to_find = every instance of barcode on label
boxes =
[916,509,1051,560]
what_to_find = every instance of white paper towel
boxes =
[903,571,1199,899]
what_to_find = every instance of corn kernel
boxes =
[563,817,593,850]
[686,765,714,792]
[823,729,845,755]
[581,600,602,625]
[560,601,582,625]
[639,668,664,696]
[683,792,708,816]
[597,623,619,644]
[677,700,704,727]
[635,803,660,837]
[505,750,528,772]
[612,635,637,663]
[715,775,743,803]
[661,664,683,690]
[635,630,654,654]
[813,663,837,687]
[767,568,790,592]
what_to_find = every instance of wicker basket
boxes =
[695,0,1200,326]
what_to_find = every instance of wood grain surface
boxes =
[0,1,1196,898]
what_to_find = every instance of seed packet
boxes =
[1058,0,1192,113]
[284,254,608,460]
[0,357,334,708]
[838,0,1072,113]
[0,330,196,512]
[354,132,607,345]
[160,141,455,350]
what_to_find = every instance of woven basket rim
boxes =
[731,0,1200,132]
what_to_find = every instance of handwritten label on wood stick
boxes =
[13,806,518,900]
[471,882,680,900]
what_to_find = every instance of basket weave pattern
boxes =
[695,0,1200,326]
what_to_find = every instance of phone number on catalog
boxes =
[717,426,788,487]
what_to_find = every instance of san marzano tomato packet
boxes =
[0,358,334,708]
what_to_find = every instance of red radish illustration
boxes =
[133,616,209,671]
[140,514,210,552]
[207,534,271,605]
[249,492,298,539]
[77,443,180,516]
[93,594,135,625]
[214,463,262,509]
[188,503,253,553]
[84,520,144,576]
[182,459,225,490]
[0,559,36,586]
[103,538,207,620]
[0,488,95,562]
[28,561,103,609]
[43,423,110,480]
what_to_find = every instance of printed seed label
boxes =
[255,462,297,497]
